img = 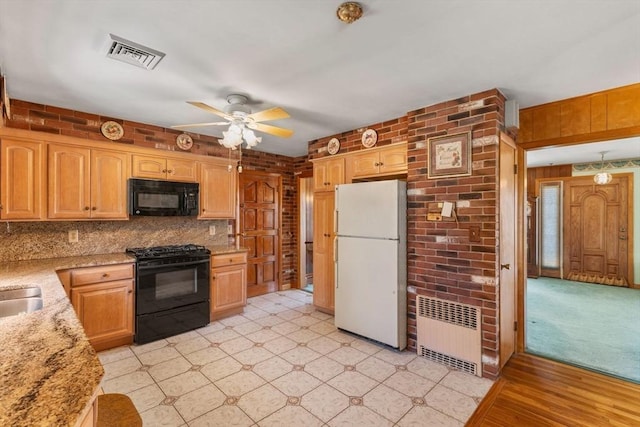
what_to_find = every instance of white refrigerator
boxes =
[334,179,407,350]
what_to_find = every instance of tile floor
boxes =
[99,290,493,426]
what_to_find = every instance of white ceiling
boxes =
[1,0,639,159]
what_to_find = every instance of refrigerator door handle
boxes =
[334,209,338,234]
[334,237,338,288]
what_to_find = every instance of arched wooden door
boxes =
[239,171,281,297]
[563,174,631,286]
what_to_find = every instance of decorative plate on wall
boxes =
[100,121,124,141]
[361,128,378,148]
[176,133,194,150]
[327,137,340,155]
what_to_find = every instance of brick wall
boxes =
[308,90,507,379]
[308,116,408,161]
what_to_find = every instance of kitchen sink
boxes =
[0,286,43,318]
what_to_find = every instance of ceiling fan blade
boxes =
[247,122,294,138]
[171,121,229,129]
[187,101,233,120]
[248,107,290,123]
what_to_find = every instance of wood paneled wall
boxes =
[518,83,640,149]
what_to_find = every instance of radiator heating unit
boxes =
[416,295,482,376]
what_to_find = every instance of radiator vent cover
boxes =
[416,295,482,377]
[418,295,478,329]
[107,34,165,70]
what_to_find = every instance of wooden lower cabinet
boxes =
[312,191,335,313]
[64,263,135,352]
[211,251,247,320]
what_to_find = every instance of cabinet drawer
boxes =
[211,252,247,268]
[71,263,134,286]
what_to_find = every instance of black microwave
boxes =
[128,179,199,216]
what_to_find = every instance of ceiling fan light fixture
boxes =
[337,2,363,23]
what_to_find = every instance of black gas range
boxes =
[126,244,211,344]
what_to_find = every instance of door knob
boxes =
[501,263,511,270]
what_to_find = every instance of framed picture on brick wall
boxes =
[427,132,471,178]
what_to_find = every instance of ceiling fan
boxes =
[172,94,293,149]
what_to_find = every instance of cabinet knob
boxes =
[91,207,97,211]
[128,290,132,294]
[162,169,167,173]
[84,207,90,211]
[375,162,380,166]
[102,273,109,278]
[167,170,174,174]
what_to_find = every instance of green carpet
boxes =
[526,277,640,383]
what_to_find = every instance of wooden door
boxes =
[564,175,631,286]
[312,191,335,312]
[499,133,517,368]
[48,144,91,219]
[91,149,129,219]
[240,172,281,297]
[0,138,45,220]
[199,161,237,219]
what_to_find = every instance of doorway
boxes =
[522,139,639,383]
[298,176,314,293]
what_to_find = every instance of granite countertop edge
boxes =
[0,253,133,427]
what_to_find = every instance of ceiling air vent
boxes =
[106,34,165,70]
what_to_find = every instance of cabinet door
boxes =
[313,158,344,191]
[378,145,407,175]
[211,264,247,314]
[70,279,134,346]
[313,191,335,312]
[167,158,197,182]
[131,154,167,180]
[349,150,380,179]
[48,144,91,219]
[199,161,237,218]
[0,139,45,220]
[91,149,129,219]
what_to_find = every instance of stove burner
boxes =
[126,244,210,259]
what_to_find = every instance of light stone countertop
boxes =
[0,253,134,427]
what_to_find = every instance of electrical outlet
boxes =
[68,230,79,243]
[209,225,216,236]
[227,224,233,234]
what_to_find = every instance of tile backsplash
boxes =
[0,217,230,262]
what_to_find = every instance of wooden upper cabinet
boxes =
[132,154,197,182]
[48,144,92,219]
[518,83,640,147]
[0,138,45,220]
[348,143,407,180]
[313,157,344,191]
[198,160,237,219]
[90,149,129,219]
[167,158,198,182]
[48,144,129,219]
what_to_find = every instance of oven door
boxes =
[136,257,210,315]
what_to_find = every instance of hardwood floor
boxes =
[466,353,640,426]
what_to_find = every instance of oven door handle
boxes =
[137,258,210,270]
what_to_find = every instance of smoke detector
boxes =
[106,34,165,70]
